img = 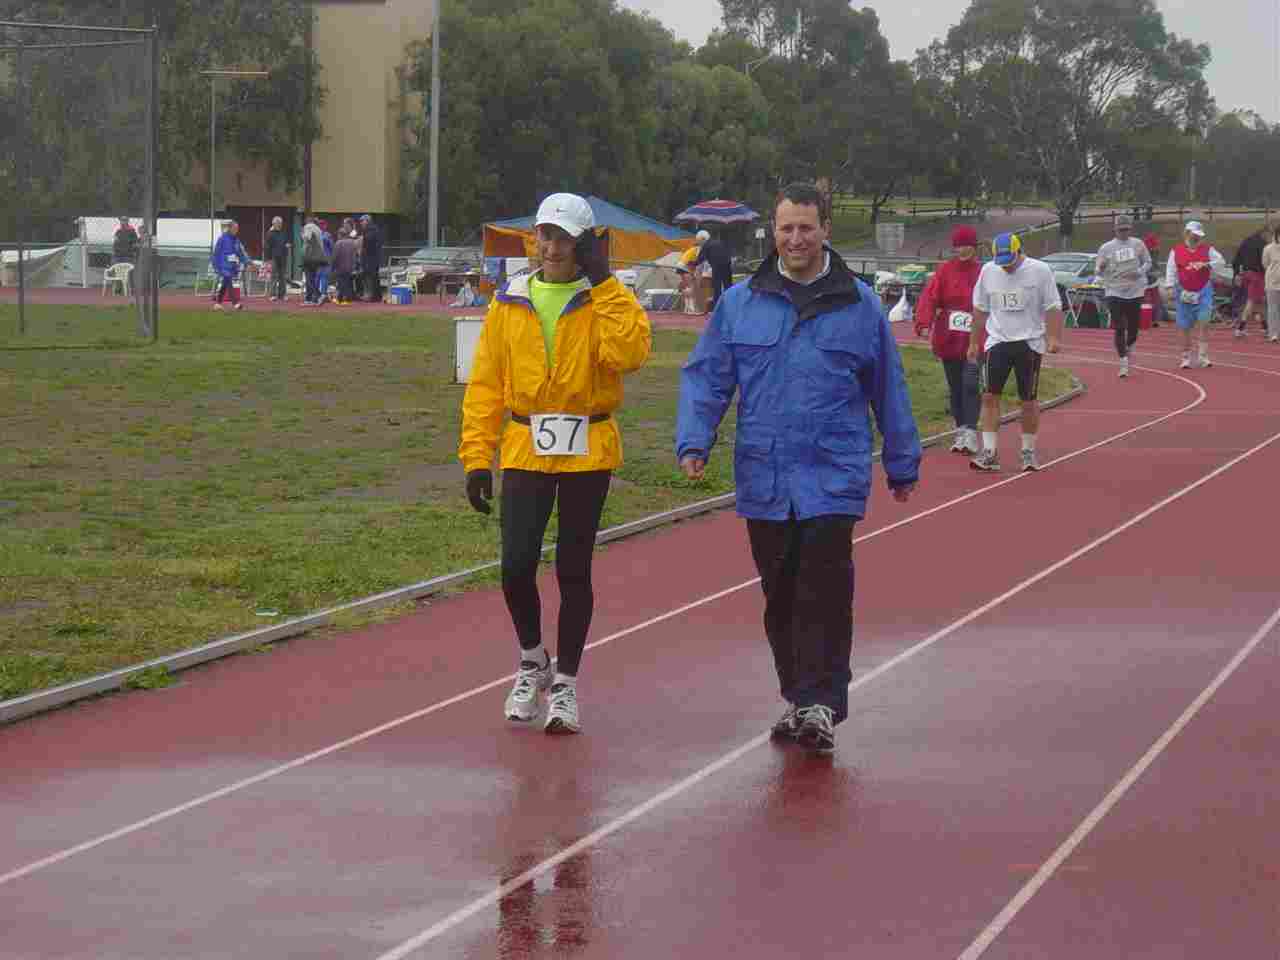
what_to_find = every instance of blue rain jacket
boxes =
[212,233,248,279]
[676,248,921,521]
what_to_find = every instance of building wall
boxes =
[215,0,435,217]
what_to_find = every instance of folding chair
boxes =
[193,264,220,297]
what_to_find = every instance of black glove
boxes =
[465,469,493,514]
[575,228,612,286]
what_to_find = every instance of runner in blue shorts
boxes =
[1165,221,1224,369]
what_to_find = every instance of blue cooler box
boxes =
[389,284,413,305]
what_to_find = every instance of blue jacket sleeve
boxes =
[675,299,736,460]
[861,304,922,488]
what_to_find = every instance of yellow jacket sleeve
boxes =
[458,304,508,473]
[592,276,651,374]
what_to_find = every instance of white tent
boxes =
[0,247,67,286]
[631,251,687,311]
[71,217,224,288]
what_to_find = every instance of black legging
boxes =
[500,468,611,677]
[1107,296,1142,358]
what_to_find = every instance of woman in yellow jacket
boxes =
[459,193,651,735]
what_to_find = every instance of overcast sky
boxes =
[618,0,1280,123]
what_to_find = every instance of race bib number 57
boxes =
[531,414,590,456]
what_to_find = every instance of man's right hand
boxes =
[465,469,493,514]
[679,455,706,481]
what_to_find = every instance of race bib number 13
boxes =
[997,290,1025,311]
[531,414,590,456]
[948,310,973,332]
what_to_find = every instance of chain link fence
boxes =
[0,19,159,341]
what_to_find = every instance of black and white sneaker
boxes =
[970,450,1001,472]
[1021,449,1041,472]
[770,704,801,741]
[504,656,552,722]
[795,704,835,754]
[544,682,580,734]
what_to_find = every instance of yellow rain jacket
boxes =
[459,273,651,474]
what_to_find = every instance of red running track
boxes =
[2,323,1278,958]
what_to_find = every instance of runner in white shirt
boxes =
[1096,213,1152,378]
[967,232,1063,473]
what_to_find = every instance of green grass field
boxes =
[0,303,1074,699]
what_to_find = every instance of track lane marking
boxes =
[957,600,1280,960]
[0,362,1205,889]
[371,425,1280,960]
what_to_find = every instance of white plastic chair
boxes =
[102,262,133,297]
[193,264,219,297]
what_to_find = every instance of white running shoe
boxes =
[1199,347,1212,368]
[1119,357,1129,378]
[1233,327,1245,339]
[504,656,552,723]
[770,703,801,740]
[795,704,835,754]
[1269,335,1279,343]
[544,682,580,734]
[970,449,1001,472]
[950,432,966,453]
[1179,353,1192,369]
[1021,448,1041,472]
[961,428,982,455]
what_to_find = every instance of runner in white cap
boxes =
[459,192,651,735]
[1165,221,1225,368]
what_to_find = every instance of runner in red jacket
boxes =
[915,225,984,454]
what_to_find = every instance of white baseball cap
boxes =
[696,230,710,242]
[534,193,594,238]
[1184,220,1206,237]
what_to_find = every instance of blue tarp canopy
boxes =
[489,196,691,240]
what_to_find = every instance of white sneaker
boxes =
[1021,448,1041,472]
[1233,327,1245,338]
[1179,354,1192,369]
[212,303,224,311]
[504,655,552,723]
[961,428,982,455]
[1199,348,1212,368]
[950,432,966,453]
[544,682,581,734]
[1119,357,1129,378]
[1268,335,1279,343]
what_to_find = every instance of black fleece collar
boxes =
[750,244,862,321]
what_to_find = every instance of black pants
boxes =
[746,514,856,723]
[363,268,381,302]
[336,273,354,302]
[942,358,980,430]
[1107,296,1142,357]
[501,469,612,677]
[272,256,287,299]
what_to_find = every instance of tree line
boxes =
[1,0,1275,247]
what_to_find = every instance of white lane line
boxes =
[957,601,1280,960]
[0,362,1203,890]
[372,425,1280,960]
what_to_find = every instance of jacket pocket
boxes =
[815,431,869,498]
[812,318,867,380]
[733,435,777,505]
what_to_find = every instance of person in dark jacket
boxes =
[692,228,733,312]
[360,214,383,302]
[675,182,922,755]
[1232,226,1268,338]
[112,216,139,264]
[332,227,360,304]
[915,224,983,453]
[265,216,290,301]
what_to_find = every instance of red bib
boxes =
[1173,243,1212,292]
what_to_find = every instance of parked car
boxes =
[1041,252,1099,300]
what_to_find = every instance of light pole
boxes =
[428,0,442,247]
[199,68,269,256]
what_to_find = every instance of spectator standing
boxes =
[360,214,383,302]
[1165,221,1224,369]
[1143,232,1164,327]
[1096,214,1152,378]
[210,220,248,311]
[675,183,921,755]
[332,228,360,305]
[915,224,983,453]
[300,215,328,306]
[112,216,139,265]
[1231,225,1268,338]
[316,219,334,305]
[692,228,734,312]
[1261,225,1280,342]
[265,216,290,301]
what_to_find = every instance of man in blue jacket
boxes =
[676,182,921,755]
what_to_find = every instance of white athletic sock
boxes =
[553,672,576,688]
[982,431,998,452]
[1022,433,1037,452]
[522,645,549,668]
